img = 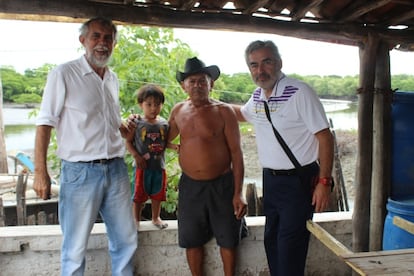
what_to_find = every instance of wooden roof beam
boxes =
[388,9,414,26]
[88,0,127,4]
[291,0,325,22]
[1,0,414,50]
[337,0,393,23]
[179,0,198,10]
[243,0,271,15]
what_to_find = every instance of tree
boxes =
[0,66,25,102]
[109,26,198,214]
[219,73,256,103]
[111,26,195,117]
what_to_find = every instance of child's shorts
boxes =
[133,169,167,203]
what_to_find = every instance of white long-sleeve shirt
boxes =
[36,55,124,162]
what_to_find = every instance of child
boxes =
[126,84,171,229]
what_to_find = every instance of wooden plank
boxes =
[308,220,414,275]
[307,220,365,274]
[393,216,414,235]
[342,249,414,275]
[306,220,352,256]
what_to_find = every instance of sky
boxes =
[1,19,414,76]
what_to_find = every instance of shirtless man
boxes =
[168,57,247,276]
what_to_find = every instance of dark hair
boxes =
[136,84,165,104]
[244,40,281,64]
[79,17,117,39]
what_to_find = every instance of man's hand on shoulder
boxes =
[120,114,140,140]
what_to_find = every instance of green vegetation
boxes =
[1,25,414,215]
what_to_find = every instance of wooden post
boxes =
[0,197,5,226]
[246,183,258,216]
[370,40,392,251]
[353,33,378,253]
[330,118,348,211]
[15,173,27,225]
[37,211,47,225]
[0,71,8,173]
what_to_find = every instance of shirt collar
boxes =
[79,55,113,80]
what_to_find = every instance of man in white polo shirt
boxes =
[233,40,334,276]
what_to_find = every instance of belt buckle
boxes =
[99,159,110,164]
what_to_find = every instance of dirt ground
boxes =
[240,129,357,203]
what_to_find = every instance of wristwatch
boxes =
[318,177,333,186]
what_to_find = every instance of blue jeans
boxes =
[59,158,137,276]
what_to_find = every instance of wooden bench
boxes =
[307,217,414,275]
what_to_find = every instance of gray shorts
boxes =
[178,171,242,248]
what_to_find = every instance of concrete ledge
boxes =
[0,212,353,275]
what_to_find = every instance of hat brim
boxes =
[176,65,220,82]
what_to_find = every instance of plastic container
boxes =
[383,197,414,250]
[391,91,414,198]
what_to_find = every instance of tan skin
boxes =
[33,20,123,200]
[232,46,333,213]
[168,73,247,276]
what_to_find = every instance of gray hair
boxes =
[79,17,117,40]
[244,40,281,64]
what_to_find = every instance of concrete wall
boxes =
[0,212,352,276]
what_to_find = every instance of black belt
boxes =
[264,161,317,176]
[79,158,118,164]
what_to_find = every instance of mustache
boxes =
[191,87,206,93]
[256,73,270,80]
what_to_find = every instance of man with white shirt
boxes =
[232,40,334,276]
[33,17,137,276]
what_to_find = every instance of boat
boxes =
[0,151,59,226]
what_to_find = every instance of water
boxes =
[1,100,358,153]
[326,101,358,130]
[3,107,36,152]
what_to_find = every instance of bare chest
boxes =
[177,106,224,139]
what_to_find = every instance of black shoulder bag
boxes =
[263,101,334,190]
[263,101,305,176]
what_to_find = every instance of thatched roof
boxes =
[1,0,414,50]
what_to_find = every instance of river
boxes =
[2,101,358,154]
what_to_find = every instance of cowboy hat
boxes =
[176,57,220,82]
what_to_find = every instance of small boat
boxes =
[1,151,59,226]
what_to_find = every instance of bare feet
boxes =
[152,218,168,230]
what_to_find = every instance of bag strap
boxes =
[263,101,304,174]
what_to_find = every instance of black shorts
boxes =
[178,171,242,248]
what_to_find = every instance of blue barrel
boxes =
[392,91,414,198]
[383,198,414,250]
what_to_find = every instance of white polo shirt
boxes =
[36,55,124,162]
[241,74,329,170]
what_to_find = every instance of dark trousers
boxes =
[262,163,318,276]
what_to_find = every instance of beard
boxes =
[254,73,277,91]
[86,45,111,68]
